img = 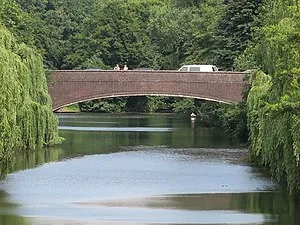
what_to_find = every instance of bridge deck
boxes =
[48,70,246,111]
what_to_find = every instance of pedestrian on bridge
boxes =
[114,64,120,70]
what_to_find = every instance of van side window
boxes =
[190,67,201,72]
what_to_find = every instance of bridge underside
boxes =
[53,93,233,111]
[48,70,246,111]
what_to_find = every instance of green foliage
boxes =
[2,0,264,71]
[62,104,80,112]
[125,96,149,112]
[259,18,300,75]
[247,69,300,193]
[171,98,195,113]
[67,0,161,69]
[214,0,262,70]
[171,0,205,8]
[184,0,224,65]
[219,103,248,141]
[147,4,193,69]
[0,0,24,31]
[79,98,127,113]
[234,45,259,71]
[146,96,173,113]
[247,70,272,158]
[14,0,94,69]
[243,0,300,194]
[65,0,211,70]
[5,0,262,71]
[0,25,61,176]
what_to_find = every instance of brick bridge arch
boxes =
[48,70,247,111]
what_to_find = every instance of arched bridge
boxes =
[48,70,247,111]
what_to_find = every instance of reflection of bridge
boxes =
[48,70,247,111]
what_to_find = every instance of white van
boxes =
[178,65,218,72]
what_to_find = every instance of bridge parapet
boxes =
[48,70,246,111]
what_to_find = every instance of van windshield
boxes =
[179,66,188,72]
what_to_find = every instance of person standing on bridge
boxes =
[123,64,128,71]
[114,64,120,70]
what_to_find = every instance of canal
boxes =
[0,113,299,225]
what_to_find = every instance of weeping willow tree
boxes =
[0,25,61,177]
[247,70,300,193]
[246,0,300,194]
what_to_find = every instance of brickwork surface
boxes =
[48,70,247,111]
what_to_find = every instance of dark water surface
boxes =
[0,113,299,225]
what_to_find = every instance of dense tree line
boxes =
[2,0,261,71]
[7,0,259,71]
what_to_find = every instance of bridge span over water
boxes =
[48,70,247,111]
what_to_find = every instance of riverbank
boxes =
[55,105,80,113]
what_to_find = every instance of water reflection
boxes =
[57,113,239,158]
[0,148,283,224]
[12,147,64,172]
[0,113,298,225]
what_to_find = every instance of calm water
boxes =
[0,113,299,225]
